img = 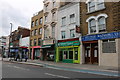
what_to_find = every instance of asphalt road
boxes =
[2,61,118,80]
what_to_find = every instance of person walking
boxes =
[24,53,28,62]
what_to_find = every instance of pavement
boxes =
[2,58,120,77]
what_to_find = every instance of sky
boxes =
[0,0,44,36]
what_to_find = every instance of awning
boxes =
[32,46,41,48]
[20,46,28,48]
[40,44,53,48]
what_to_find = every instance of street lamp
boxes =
[8,23,13,58]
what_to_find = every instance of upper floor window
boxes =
[87,0,105,13]
[39,18,43,24]
[98,17,106,32]
[31,21,34,27]
[62,17,66,27]
[61,31,66,39]
[45,16,47,22]
[38,38,42,46]
[31,30,34,36]
[35,19,38,26]
[34,39,37,46]
[70,14,75,24]
[52,25,55,38]
[86,14,108,34]
[53,1,55,7]
[34,29,37,35]
[30,40,32,46]
[39,28,42,35]
[70,29,75,38]
[89,19,96,33]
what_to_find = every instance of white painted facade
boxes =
[57,3,80,40]
[19,37,29,47]
[43,0,60,44]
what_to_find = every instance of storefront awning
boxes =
[32,46,41,48]
[41,44,53,48]
[20,46,28,48]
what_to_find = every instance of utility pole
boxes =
[9,23,13,58]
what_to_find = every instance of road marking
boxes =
[45,66,119,77]
[45,73,70,78]
[7,65,30,71]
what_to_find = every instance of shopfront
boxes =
[41,44,55,61]
[31,46,41,60]
[82,32,120,67]
[56,38,80,63]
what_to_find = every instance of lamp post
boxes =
[8,23,13,58]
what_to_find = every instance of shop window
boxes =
[69,51,73,59]
[102,39,116,53]
[63,51,68,59]
[75,51,78,60]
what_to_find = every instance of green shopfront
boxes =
[56,38,80,63]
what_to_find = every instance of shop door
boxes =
[85,44,91,64]
[91,43,98,64]
[74,47,79,63]
[59,51,63,61]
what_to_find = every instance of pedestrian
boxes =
[24,53,28,62]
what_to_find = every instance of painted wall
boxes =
[57,3,80,40]
[43,0,60,40]
[19,37,29,47]
[99,39,119,67]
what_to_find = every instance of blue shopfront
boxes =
[81,32,120,64]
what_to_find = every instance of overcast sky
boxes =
[0,0,44,36]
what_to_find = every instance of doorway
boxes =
[85,43,98,64]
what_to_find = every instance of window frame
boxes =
[35,19,38,26]
[87,0,105,13]
[61,17,66,27]
[39,17,43,25]
[61,31,66,39]
[70,29,75,38]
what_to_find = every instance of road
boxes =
[2,61,118,80]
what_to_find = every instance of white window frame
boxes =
[39,28,42,35]
[61,31,66,39]
[70,29,75,38]
[70,14,75,24]
[86,0,105,13]
[86,14,108,34]
[61,17,66,27]
[52,25,55,38]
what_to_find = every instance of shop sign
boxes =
[58,40,80,47]
[82,32,120,41]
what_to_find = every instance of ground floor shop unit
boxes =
[81,31,120,67]
[56,38,80,64]
[41,44,55,61]
[31,46,42,60]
